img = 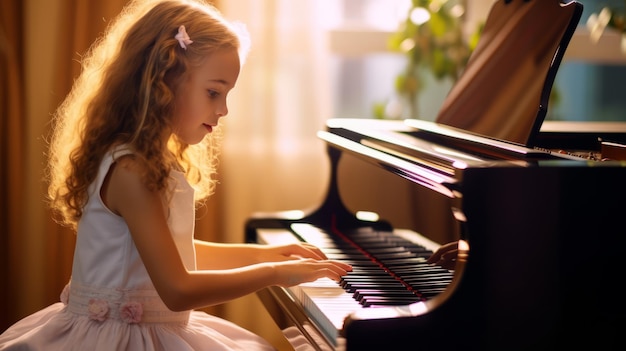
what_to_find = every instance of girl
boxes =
[0,0,351,350]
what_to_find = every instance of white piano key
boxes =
[256,226,446,347]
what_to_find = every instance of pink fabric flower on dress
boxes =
[87,299,109,321]
[120,301,143,324]
[175,25,193,50]
[60,283,70,305]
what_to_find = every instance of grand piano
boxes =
[246,1,626,350]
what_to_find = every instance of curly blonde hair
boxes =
[47,0,250,229]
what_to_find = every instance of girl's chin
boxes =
[177,134,206,145]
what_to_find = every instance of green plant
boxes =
[376,0,481,119]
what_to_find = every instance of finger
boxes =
[331,260,352,272]
[427,241,460,264]
[300,243,328,259]
[318,261,351,277]
[328,261,352,279]
[441,250,458,261]
[297,260,351,283]
[287,243,327,260]
[426,252,441,264]
[321,267,349,282]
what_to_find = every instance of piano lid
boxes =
[425,0,583,148]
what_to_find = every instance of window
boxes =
[551,0,626,122]
[328,0,626,122]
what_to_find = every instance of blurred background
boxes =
[2,0,625,349]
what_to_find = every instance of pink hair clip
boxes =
[175,25,193,50]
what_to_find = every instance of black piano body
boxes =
[247,118,626,350]
[246,0,626,349]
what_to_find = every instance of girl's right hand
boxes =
[271,259,352,287]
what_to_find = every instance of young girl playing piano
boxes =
[0,0,350,349]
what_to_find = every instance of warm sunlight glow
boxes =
[400,38,416,52]
[449,4,465,18]
[410,7,431,26]
[356,211,380,222]
[364,0,412,31]
[428,0,442,13]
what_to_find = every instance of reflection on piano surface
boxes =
[246,1,626,350]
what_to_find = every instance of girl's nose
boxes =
[217,103,228,118]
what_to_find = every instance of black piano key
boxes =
[391,269,450,278]
[370,252,418,260]
[346,268,393,275]
[409,281,451,290]
[418,288,448,299]
[343,282,408,292]
[354,291,419,304]
[361,296,423,307]
[394,271,453,281]
[293,225,453,307]
[383,258,430,267]
[341,277,403,284]
[353,289,417,299]
[341,279,400,289]
[405,282,449,291]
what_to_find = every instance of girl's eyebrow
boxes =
[207,79,229,85]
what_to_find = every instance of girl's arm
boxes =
[104,157,351,312]
[194,240,330,270]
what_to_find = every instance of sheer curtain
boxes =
[0,0,26,331]
[0,0,131,332]
[219,0,334,225]
[215,0,337,340]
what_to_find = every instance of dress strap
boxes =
[65,281,190,324]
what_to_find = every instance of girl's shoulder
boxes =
[104,145,146,185]
[108,145,148,170]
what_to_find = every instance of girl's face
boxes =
[171,48,241,144]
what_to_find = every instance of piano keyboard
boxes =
[257,223,453,346]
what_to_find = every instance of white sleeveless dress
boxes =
[0,147,276,351]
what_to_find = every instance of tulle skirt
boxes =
[0,303,276,351]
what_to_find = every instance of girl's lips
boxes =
[203,124,213,133]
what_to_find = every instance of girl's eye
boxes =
[208,90,219,98]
